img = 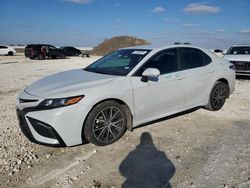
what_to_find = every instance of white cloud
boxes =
[182,23,200,28]
[196,30,215,35]
[184,3,220,14]
[151,6,166,13]
[216,29,225,32]
[165,18,180,22]
[114,3,121,7]
[64,0,91,4]
[239,29,250,35]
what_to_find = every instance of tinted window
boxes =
[202,52,212,65]
[135,48,179,76]
[226,46,250,55]
[179,48,204,70]
[48,45,57,50]
[0,46,7,49]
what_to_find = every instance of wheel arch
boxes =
[216,78,230,97]
[81,98,133,144]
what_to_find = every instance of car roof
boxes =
[121,44,204,51]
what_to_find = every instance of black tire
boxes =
[8,51,14,56]
[84,101,127,146]
[204,81,229,111]
[37,54,44,60]
[59,54,65,59]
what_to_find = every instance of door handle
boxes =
[208,68,215,73]
[175,74,185,80]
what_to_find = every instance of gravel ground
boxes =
[0,54,249,188]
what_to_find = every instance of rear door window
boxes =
[179,48,206,70]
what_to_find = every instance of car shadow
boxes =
[119,132,175,188]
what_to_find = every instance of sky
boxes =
[0,0,250,49]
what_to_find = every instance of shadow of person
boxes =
[119,132,175,188]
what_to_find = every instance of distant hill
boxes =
[91,36,150,56]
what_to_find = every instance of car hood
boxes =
[223,54,250,62]
[25,69,117,98]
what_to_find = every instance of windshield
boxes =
[226,46,250,55]
[85,49,151,76]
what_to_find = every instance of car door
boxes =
[0,46,8,55]
[178,47,212,107]
[67,47,72,56]
[130,48,185,124]
[48,45,59,57]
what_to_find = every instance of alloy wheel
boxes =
[211,84,226,109]
[92,107,125,143]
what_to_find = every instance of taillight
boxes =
[229,64,235,71]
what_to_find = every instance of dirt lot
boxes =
[0,54,250,188]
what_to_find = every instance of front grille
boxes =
[230,61,250,71]
[19,98,39,103]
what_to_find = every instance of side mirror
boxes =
[141,68,160,82]
[142,68,160,78]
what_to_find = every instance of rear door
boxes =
[130,48,185,123]
[178,47,212,107]
[48,45,60,57]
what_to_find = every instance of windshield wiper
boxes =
[85,67,124,76]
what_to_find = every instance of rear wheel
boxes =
[204,81,229,111]
[84,101,127,146]
[8,51,14,56]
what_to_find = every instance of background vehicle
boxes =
[224,45,250,76]
[0,45,16,56]
[25,44,65,60]
[16,45,235,147]
[60,46,81,56]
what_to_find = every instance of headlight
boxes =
[37,95,84,109]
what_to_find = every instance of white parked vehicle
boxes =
[16,45,235,146]
[0,45,16,56]
[223,45,250,76]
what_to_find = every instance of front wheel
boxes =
[37,54,44,60]
[84,101,127,146]
[204,81,229,111]
[59,54,65,59]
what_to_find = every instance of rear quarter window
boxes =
[202,52,212,65]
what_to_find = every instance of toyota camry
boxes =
[16,44,235,146]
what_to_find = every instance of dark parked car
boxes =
[60,46,82,56]
[25,44,65,60]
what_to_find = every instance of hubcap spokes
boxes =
[93,107,124,143]
[212,85,226,109]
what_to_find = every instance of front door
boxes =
[130,48,185,124]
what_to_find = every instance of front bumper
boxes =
[16,91,92,147]
[16,108,66,147]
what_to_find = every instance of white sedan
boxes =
[0,45,16,56]
[16,44,235,146]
